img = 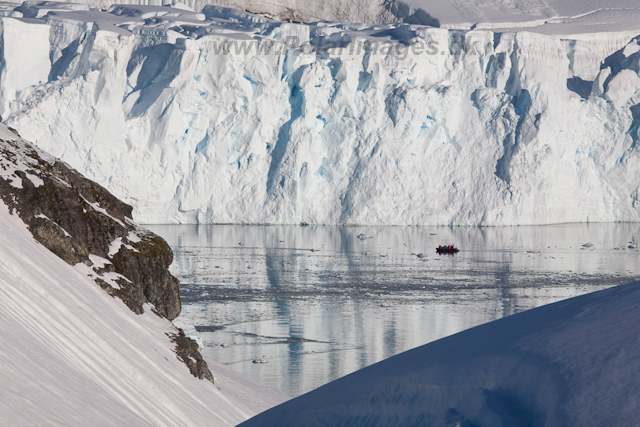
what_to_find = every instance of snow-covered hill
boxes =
[240,279,640,426]
[4,2,640,225]
[0,124,283,425]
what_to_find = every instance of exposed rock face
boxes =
[0,133,180,319]
[169,330,216,383]
[0,128,213,383]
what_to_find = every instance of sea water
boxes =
[148,223,640,397]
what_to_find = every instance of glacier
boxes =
[20,0,640,32]
[3,0,443,25]
[4,2,640,225]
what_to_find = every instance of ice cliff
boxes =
[4,2,640,225]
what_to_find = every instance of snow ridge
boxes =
[241,280,640,426]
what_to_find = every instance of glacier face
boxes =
[3,3,640,225]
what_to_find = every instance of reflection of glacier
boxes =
[150,223,640,396]
[5,4,640,225]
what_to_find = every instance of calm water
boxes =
[148,224,640,397]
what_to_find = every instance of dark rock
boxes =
[0,132,213,382]
[0,136,180,320]
[169,329,215,383]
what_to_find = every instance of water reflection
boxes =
[148,224,640,397]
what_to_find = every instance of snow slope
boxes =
[0,198,282,425]
[241,279,640,426]
[4,3,640,225]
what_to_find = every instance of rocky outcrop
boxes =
[0,132,179,319]
[0,127,213,382]
[169,330,216,383]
